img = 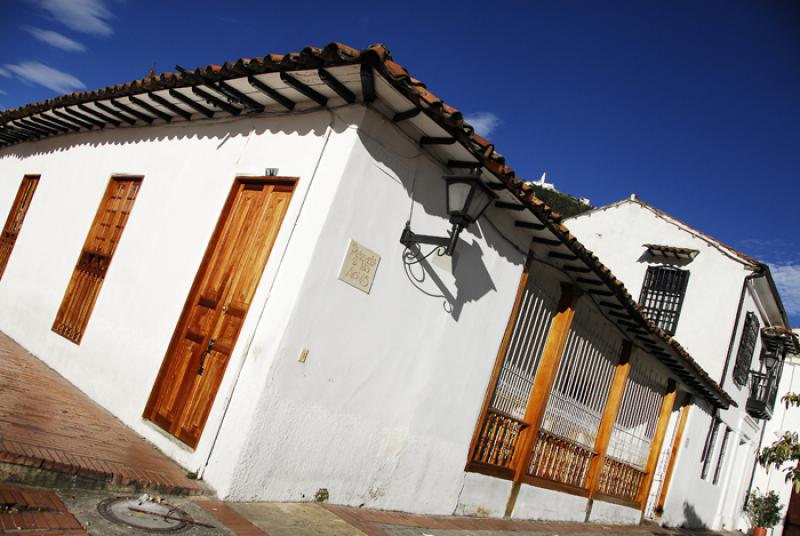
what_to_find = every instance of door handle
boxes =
[197,339,216,376]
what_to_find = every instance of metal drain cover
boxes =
[98,496,192,533]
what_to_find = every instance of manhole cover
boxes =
[98,496,192,533]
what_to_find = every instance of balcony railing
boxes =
[746,371,779,420]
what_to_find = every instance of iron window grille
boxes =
[700,417,720,480]
[733,312,760,387]
[638,266,690,335]
[713,426,731,484]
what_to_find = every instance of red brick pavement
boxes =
[0,332,205,495]
[0,483,86,534]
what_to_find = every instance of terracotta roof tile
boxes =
[0,42,733,409]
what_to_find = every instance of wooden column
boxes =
[637,379,678,508]
[585,341,633,499]
[466,251,533,468]
[654,398,691,516]
[505,281,580,516]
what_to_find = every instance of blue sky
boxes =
[1,0,798,324]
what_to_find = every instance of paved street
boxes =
[0,332,742,535]
[0,332,204,495]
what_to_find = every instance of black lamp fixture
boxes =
[762,347,781,372]
[400,170,498,256]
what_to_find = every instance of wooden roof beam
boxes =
[17,119,55,136]
[361,63,376,103]
[27,115,69,134]
[52,108,94,130]
[128,95,173,122]
[148,92,191,120]
[447,160,480,169]
[17,118,58,136]
[495,201,525,211]
[280,72,328,106]
[110,99,155,124]
[38,113,81,132]
[563,265,592,274]
[393,108,420,122]
[532,236,562,247]
[515,221,546,231]
[169,89,214,118]
[77,103,121,127]
[93,101,134,125]
[420,136,456,145]
[318,68,356,104]
[212,80,265,111]
[549,251,578,261]
[191,86,241,116]
[247,76,295,111]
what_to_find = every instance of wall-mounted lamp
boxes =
[762,348,780,372]
[400,171,498,256]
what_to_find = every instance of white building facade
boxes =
[0,44,735,523]
[567,196,798,530]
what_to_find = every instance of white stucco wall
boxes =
[748,352,800,534]
[0,105,730,523]
[0,106,363,477]
[567,201,750,382]
[203,107,528,513]
[567,201,775,529]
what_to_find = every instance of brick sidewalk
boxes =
[0,332,205,495]
[0,483,86,534]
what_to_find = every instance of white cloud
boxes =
[771,263,800,318]
[4,62,85,93]
[0,67,9,78]
[0,89,7,95]
[464,112,501,137]
[33,0,114,36]
[24,27,86,52]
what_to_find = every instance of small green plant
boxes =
[314,488,329,503]
[759,393,800,492]
[744,489,783,529]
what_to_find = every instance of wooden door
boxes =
[144,177,296,448]
[0,175,40,280]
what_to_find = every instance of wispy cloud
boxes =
[464,112,501,137]
[24,26,86,52]
[0,89,7,95]
[771,263,800,319]
[4,62,85,93]
[33,0,114,36]
[0,67,9,78]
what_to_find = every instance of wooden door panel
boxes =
[0,175,40,280]
[149,339,202,428]
[145,178,296,448]
[53,177,142,343]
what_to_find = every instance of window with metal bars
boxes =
[638,266,690,335]
[713,426,731,484]
[52,176,142,344]
[733,312,760,386]
[701,418,720,480]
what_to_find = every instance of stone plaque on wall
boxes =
[338,240,380,294]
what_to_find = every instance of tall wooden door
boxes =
[144,177,296,448]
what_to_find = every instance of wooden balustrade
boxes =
[597,456,647,503]
[527,429,595,488]
[471,409,528,471]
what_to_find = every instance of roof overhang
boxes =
[0,42,735,410]
[643,243,699,260]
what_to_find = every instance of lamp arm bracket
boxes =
[400,222,450,249]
